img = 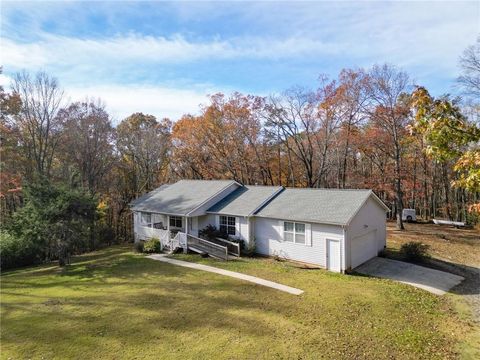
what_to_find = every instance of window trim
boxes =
[219,215,236,236]
[169,216,183,229]
[283,221,306,245]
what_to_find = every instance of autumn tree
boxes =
[366,64,411,230]
[411,86,480,217]
[0,69,23,218]
[333,69,371,188]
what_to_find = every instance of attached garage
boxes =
[255,188,389,273]
[351,230,378,269]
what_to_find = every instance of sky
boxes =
[1,1,479,122]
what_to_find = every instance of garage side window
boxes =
[220,215,236,236]
[283,221,306,244]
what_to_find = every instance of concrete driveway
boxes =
[355,257,464,295]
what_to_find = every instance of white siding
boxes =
[197,214,216,231]
[254,217,343,267]
[196,214,250,243]
[188,183,239,217]
[238,216,249,243]
[345,197,387,270]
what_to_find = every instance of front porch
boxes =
[133,211,239,259]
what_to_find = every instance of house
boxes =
[130,179,389,272]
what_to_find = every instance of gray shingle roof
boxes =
[130,180,237,215]
[255,188,383,225]
[207,185,283,216]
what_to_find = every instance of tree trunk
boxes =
[394,143,404,230]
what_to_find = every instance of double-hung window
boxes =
[169,216,183,228]
[140,212,152,226]
[219,216,236,236]
[283,222,306,244]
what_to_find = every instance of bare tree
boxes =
[11,71,64,178]
[458,37,480,98]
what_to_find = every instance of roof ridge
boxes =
[178,179,235,182]
[284,187,371,192]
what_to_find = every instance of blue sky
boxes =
[1,1,479,122]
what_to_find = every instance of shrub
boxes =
[400,241,430,261]
[96,224,116,246]
[243,240,256,257]
[143,238,161,253]
[134,241,145,253]
[0,230,42,270]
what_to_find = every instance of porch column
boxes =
[185,216,189,235]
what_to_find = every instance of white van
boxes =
[402,208,416,222]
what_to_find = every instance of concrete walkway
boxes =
[146,254,304,295]
[355,257,464,295]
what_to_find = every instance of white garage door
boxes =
[351,230,377,269]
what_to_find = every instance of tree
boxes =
[330,69,370,188]
[411,86,480,218]
[6,178,96,267]
[367,64,411,230]
[117,113,171,195]
[458,37,480,99]
[58,100,115,194]
[264,82,341,188]
[0,69,23,218]
[11,71,64,178]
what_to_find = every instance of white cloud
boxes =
[66,84,212,123]
[1,33,343,71]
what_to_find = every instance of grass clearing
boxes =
[387,222,479,267]
[1,245,474,359]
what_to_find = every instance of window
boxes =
[283,221,306,244]
[140,212,152,226]
[169,216,183,228]
[220,216,236,236]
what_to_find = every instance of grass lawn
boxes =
[386,222,480,268]
[1,245,477,359]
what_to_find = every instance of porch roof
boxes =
[130,180,238,216]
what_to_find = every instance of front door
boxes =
[327,238,341,272]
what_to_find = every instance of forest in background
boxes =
[0,39,479,268]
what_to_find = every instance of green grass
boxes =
[0,246,472,359]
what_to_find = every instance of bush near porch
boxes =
[1,245,476,359]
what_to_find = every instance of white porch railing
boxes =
[169,232,187,253]
[136,226,189,253]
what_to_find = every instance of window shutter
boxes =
[305,223,312,246]
[277,220,284,241]
[215,215,220,228]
